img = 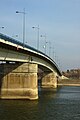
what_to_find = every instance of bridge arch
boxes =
[0,33,62,100]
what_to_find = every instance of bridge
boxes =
[0,33,62,100]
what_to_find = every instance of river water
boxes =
[0,86,80,120]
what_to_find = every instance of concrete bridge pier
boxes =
[42,72,58,88]
[0,63,38,100]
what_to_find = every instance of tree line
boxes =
[62,69,80,79]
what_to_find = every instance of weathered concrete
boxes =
[42,72,58,88]
[0,63,38,100]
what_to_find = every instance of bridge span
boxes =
[0,33,61,100]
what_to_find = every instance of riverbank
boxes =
[58,79,80,86]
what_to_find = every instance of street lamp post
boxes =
[32,25,40,50]
[52,47,55,60]
[49,41,51,57]
[16,8,26,47]
[41,34,47,54]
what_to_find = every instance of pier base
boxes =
[0,63,38,100]
[42,72,58,88]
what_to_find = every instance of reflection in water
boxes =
[0,86,80,120]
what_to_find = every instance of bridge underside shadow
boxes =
[0,62,59,100]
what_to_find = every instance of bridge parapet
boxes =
[0,33,61,76]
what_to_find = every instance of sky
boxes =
[0,0,80,71]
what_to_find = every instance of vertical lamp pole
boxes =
[52,47,54,60]
[41,34,47,54]
[32,25,40,50]
[49,41,51,57]
[16,8,26,47]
